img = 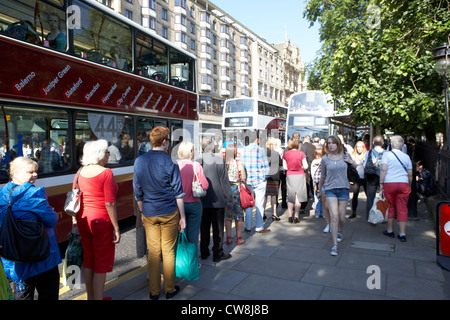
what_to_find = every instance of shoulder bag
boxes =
[238,162,255,209]
[64,167,83,216]
[345,152,360,183]
[391,151,408,172]
[192,162,207,197]
[0,185,50,263]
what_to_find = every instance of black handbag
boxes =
[345,152,360,183]
[347,162,360,183]
[0,185,50,263]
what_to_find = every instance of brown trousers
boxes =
[142,209,179,296]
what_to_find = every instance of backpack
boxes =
[364,149,383,176]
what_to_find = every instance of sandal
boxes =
[226,236,232,245]
[271,215,280,221]
[236,237,246,245]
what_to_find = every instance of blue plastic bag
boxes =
[175,232,199,281]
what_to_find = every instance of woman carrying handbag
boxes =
[224,144,248,246]
[178,141,208,257]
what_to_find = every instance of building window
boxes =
[162,8,168,20]
[162,27,168,39]
[149,17,156,30]
[191,40,195,50]
[175,0,186,8]
[125,10,133,20]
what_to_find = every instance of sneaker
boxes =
[397,234,407,242]
[337,232,343,242]
[323,224,330,233]
[330,245,338,256]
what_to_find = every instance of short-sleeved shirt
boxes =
[320,155,350,191]
[381,150,412,184]
[283,149,306,175]
[78,168,118,221]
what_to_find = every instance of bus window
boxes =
[225,99,254,113]
[72,0,131,70]
[0,105,69,179]
[136,32,168,83]
[170,50,194,91]
[75,112,135,166]
[0,0,67,51]
[137,117,156,156]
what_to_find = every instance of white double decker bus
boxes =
[222,97,287,146]
[287,91,335,141]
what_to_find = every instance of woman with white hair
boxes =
[379,135,413,242]
[177,141,208,257]
[73,139,119,300]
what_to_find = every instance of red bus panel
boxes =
[0,37,197,120]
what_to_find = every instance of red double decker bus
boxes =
[0,0,198,242]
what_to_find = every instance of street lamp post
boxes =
[432,43,449,146]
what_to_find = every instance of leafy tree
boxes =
[304,0,450,141]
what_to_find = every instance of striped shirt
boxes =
[240,143,269,187]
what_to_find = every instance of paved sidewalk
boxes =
[99,193,450,301]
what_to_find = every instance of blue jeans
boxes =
[245,181,267,232]
[184,201,203,254]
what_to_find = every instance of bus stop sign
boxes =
[437,202,450,271]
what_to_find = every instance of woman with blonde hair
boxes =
[349,140,367,218]
[317,135,356,256]
[264,137,282,221]
[224,144,247,245]
[177,141,208,255]
[0,157,61,300]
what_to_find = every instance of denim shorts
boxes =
[325,188,350,200]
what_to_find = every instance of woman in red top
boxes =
[282,138,308,223]
[74,139,119,300]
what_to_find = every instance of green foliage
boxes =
[304,0,450,137]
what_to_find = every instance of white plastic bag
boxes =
[368,194,389,225]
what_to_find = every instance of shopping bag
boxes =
[368,195,389,225]
[63,231,83,287]
[175,232,199,281]
[0,260,14,300]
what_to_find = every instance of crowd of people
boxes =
[0,126,426,300]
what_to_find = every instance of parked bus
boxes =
[287,91,334,141]
[222,97,287,147]
[0,0,198,242]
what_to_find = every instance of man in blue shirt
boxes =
[240,131,270,234]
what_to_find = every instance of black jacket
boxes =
[197,152,232,208]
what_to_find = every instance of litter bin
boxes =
[436,202,450,271]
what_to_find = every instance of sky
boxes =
[211,0,322,65]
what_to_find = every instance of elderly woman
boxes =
[0,157,61,300]
[74,139,119,300]
[133,126,186,300]
[380,135,413,242]
[177,141,208,256]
